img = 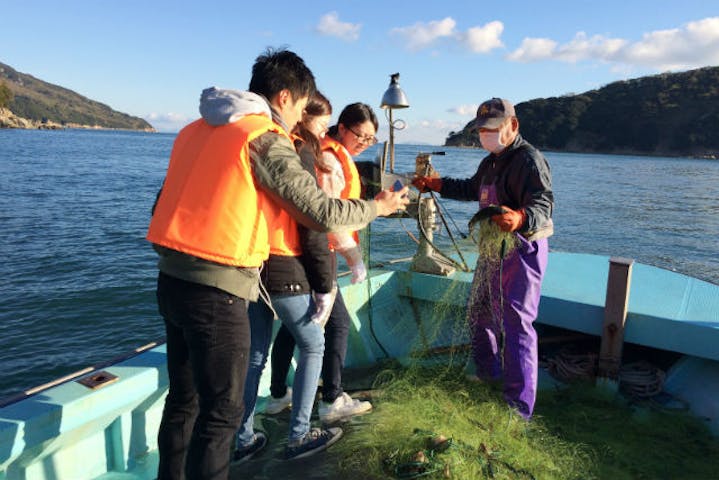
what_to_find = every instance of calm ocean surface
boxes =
[0,129,717,400]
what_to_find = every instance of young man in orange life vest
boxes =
[147,48,409,480]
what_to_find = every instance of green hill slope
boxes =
[445,66,719,157]
[0,62,154,131]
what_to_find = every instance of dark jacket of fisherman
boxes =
[439,134,554,241]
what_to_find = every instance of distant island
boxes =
[0,62,154,132]
[445,66,719,158]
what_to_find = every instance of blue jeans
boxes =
[270,288,351,403]
[156,273,250,480]
[238,293,324,444]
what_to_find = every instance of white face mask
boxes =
[479,130,505,154]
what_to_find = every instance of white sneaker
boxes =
[265,387,292,414]
[318,392,372,422]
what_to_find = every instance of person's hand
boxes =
[491,206,526,232]
[374,187,410,216]
[411,176,442,193]
[311,288,337,327]
[350,260,367,284]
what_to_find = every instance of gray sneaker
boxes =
[232,431,268,464]
[284,427,343,460]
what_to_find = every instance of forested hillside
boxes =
[445,67,719,157]
[0,62,153,131]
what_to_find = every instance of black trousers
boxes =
[270,289,351,403]
[155,272,250,480]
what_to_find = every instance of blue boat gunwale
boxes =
[382,251,719,362]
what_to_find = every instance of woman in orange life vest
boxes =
[267,102,378,422]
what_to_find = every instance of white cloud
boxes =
[619,17,719,70]
[316,12,361,42]
[144,112,195,133]
[554,32,625,63]
[390,17,505,54]
[448,104,479,116]
[460,21,504,53]
[506,37,558,62]
[391,17,457,51]
[507,16,719,71]
[398,118,467,145]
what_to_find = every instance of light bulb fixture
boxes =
[381,73,410,109]
[380,73,409,173]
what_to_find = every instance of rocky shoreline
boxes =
[0,107,155,132]
[0,107,63,129]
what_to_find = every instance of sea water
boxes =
[0,129,717,399]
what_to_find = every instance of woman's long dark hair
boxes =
[294,91,332,159]
[327,102,378,139]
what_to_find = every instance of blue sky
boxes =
[3,1,718,145]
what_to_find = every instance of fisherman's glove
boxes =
[492,206,527,232]
[411,176,442,193]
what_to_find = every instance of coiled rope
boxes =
[619,361,666,398]
[544,349,598,382]
[544,351,667,400]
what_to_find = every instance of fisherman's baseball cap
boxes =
[468,98,515,130]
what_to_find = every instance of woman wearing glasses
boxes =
[266,102,378,423]
[314,102,377,422]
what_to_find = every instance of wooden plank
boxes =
[598,257,634,379]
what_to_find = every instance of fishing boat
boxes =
[1,162,718,479]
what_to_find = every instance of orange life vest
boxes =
[322,137,362,200]
[146,114,289,267]
[264,199,302,257]
[262,134,309,257]
[322,136,361,244]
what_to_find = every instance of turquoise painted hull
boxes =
[1,251,718,479]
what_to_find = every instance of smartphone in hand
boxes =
[392,179,410,199]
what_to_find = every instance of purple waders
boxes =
[469,185,548,419]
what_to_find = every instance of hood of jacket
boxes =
[199,87,272,126]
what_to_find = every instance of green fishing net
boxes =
[328,215,719,480]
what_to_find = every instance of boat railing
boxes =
[0,338,166,408]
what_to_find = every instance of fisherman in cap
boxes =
[413,97,553,419]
